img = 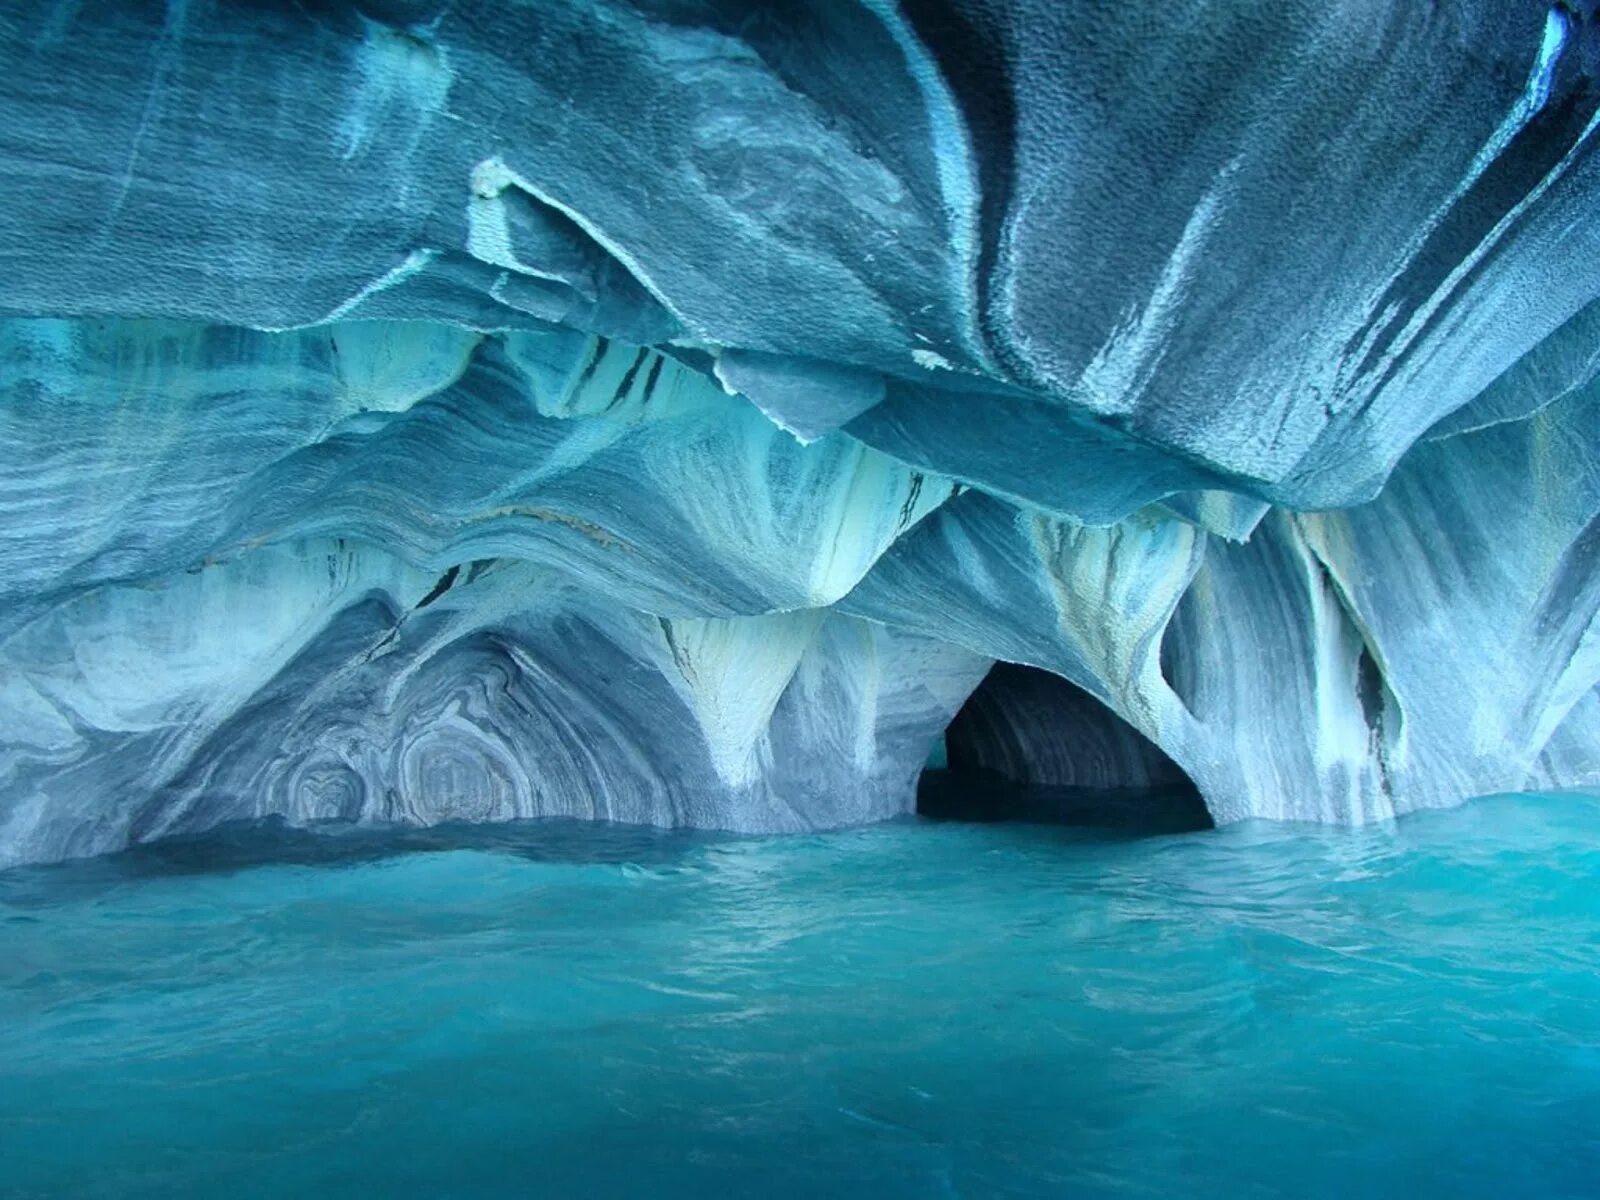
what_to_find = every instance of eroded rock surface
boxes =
[2,1,1598,863]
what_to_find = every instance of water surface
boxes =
[3,793,1598,1198]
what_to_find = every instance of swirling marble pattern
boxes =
[1,1,1598,862]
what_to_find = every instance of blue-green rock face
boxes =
[1,0,1598,864]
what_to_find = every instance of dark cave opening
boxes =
[918,663,1213,833]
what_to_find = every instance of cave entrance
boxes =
[918,663,1212,833]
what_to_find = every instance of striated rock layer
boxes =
[1,0,1598,863]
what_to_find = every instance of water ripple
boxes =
[1,793,1598,1198]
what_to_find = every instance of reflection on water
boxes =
[3,793,1599,1199]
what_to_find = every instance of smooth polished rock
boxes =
[1,1,1598,863]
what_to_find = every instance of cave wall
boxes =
[1,1,1599,863]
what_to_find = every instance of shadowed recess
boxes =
[918,663,1212,832]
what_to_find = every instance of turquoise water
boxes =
[3,794,1599,1199]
